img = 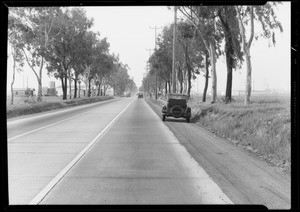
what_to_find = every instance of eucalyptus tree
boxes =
[90,40,113,96]
[100,55,116,96]
[147,25,177,96]
[179,6,222,103]
[148,44,172,96]
[235,3,283,104]
[217,6,243,102]
[103,53,120,96]
[110,64,131,96]
[8,7,62,101]
[125,78,137,94]
[8,12,24,105]
[70,31,98,98]
[45,8,94,100]
[177,21,203,97]
[192,29,210,102]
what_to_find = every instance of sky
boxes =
[7,3,291,94]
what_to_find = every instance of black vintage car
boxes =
[162,93,191,122]
[138,93,143,98]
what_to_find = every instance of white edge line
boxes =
[8,99,119,141]
[28,98,136,205]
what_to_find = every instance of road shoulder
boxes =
[146,98,291,209]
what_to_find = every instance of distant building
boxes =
[12,88,35,97]
[42,81,57,96]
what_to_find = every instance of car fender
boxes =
[162,105,167,113]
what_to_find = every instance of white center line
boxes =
[28,98,135,205]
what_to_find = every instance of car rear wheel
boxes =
[186,117,190,123]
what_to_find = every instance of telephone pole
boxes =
[172,6,177,94]
[145,49,153,97]
[149,26,163,100]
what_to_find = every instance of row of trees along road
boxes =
[8,7,137,104]
[142,4,283,105]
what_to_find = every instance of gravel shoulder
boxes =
[146,98,291,209]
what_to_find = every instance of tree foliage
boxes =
[143,4,283,105]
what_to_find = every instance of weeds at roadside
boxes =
[151,94,291,173]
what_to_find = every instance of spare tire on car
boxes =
[170,105,183,118]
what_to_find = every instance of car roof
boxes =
[168,93,188,97]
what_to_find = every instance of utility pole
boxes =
[149,26,162,100]
[172,6,177,94]
[145,49,153,97]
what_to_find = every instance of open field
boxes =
[152,93,291,173]
[6,95,114,119]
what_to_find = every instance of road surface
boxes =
[7,97,232,205]
[147,98,291,209]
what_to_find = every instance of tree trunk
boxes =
[183,67,187,94]
[68,70,72,99]
[74,79,77,98]
[180,81,183,94]
[85,83,88,97]
[10,55,16,105]
[61,76,65,100]
[245,49,252,104]
[97,83,101,96]
[36,78,42,101]
[236,6,254,105]
[178,66,183,94]
[209,42,217,103]
[78,82,81,98]
[187,70,191,98]
[186,45,192,98]
[225,33,234,102]
[165,81,168,96]
[35,58,43,102]
[224,32,233,102]
[88,78,92,97]
[64,75,68,100]
[202,54,209,102]
[104,84,108,96]
[218,8,234,103]
[225,60,233,102]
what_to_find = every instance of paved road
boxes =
[7,97,232,205]
[147,98,291,209]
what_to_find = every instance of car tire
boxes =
[170,105,183,118]
[162,115,166,121]
[186,117,190,123]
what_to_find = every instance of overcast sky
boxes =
[7,3,291,94]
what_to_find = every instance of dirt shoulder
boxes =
[146,97,291,209]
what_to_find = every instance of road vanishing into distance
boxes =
[7,97,290,208]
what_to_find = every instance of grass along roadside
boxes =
[6,95,114,119]
[150,94,291,173]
